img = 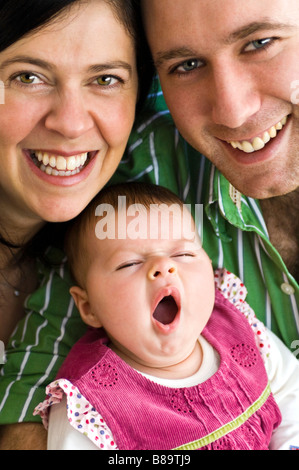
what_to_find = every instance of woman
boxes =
[0,0,154,449]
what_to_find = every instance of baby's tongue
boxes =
[153,296,178,325]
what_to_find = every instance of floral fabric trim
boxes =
[34,379,117,449]
[214,269,270,361]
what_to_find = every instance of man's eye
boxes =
[244,37,276,52]
[176,59,201,73]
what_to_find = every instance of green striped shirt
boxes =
[0,86,298,424]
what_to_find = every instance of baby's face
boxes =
[81,204,215,375]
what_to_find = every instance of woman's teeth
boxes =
[227,116,288,153]
[31,151,89,176]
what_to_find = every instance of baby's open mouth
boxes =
[153,295,179,325]
[29,150,95,176]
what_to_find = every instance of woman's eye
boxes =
[15,72,42,85]
[96,75,119,87]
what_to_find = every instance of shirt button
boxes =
[281,283,295,296]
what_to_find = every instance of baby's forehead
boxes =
[93,201,199,242]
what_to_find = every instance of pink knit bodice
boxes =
[57,290,281,450]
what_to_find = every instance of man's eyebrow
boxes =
[225,20,297,44]
[155,47,198,69]
[154,20,297,68]
[0,55,133,76]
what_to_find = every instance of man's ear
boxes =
[70,286,102,328]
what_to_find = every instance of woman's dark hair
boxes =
[106,0,155,113]
[0,0,155,111]
[0,0,155,258]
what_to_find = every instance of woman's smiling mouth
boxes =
[27,149,97,176]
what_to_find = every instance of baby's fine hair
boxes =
[65,182,185,287]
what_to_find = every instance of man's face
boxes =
[142,0,299,198]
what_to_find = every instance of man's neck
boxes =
[260,189,299,283]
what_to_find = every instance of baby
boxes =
[35,182,299,450]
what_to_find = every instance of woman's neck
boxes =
[0,202,45,263]
[0,199,45,344]
[0,253,38,344]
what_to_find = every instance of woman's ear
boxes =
[70,286,102,328]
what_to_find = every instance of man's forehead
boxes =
[141,0,299,31]
[154,19,297,66]
[142,0,299,64]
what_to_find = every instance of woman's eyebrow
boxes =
[0,55,53,71]
[0,55,133,76]
[88,61,133,76]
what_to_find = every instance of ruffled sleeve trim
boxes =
[214,268,270,361]
[33,378,118,450]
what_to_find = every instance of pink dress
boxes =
[35,270,279,450]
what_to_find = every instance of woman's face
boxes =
[0,0,138,225]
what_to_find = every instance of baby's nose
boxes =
[147,258,177,280]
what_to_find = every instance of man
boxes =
[131,0,298,344]
[141,0,298,263]
[141,0,299,198]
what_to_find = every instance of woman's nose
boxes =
[147,258,177,281]
[44,88,94,139]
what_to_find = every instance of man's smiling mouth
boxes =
[226,115,288,153]
[28,150,96,176]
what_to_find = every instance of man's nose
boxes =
[44,88,95,139]
[147,257,177,281]
[210,61,261,129]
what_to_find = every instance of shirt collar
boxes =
[205,165,269,239]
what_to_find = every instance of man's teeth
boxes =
[227,116,288,153]
[34,151,88,176]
